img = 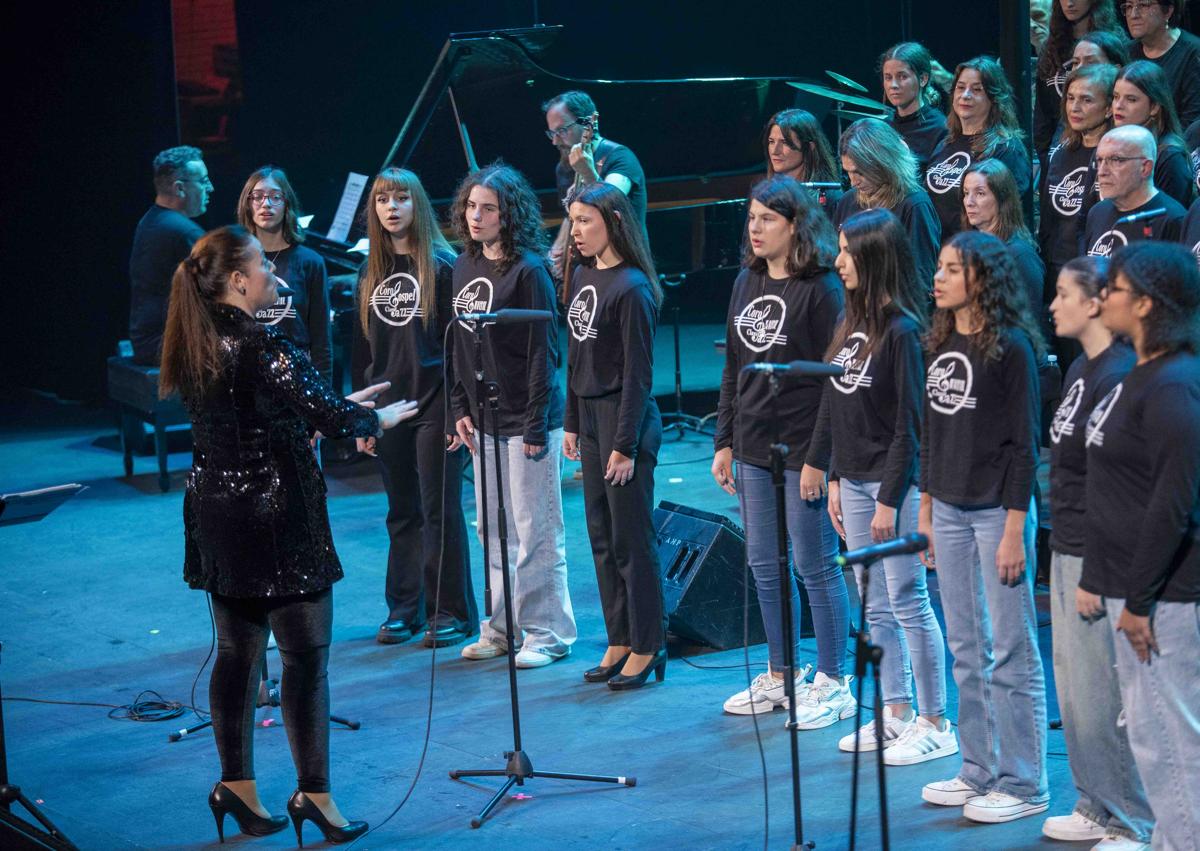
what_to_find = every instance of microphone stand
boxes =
[449,319,634,828]
[473,329,493,617]
[845,552,889,850]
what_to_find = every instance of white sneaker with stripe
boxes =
[883,716,959,765]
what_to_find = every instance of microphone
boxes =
[741,360,845,378]
[836,532,929,567]
[1114,208,1166,226]
[798,182,843,189]
[456,308,555,325]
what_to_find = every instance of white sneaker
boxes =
[461,636,505,660]
[963,791,1049,823]
[1042,811,1108,841]
[789,671,856,730]
[883,716,959,765]
[922,776,982,807]
[837,712,913,752]
[1091,837,1150,850]
[515,647,565,668]
[722,664,812,716]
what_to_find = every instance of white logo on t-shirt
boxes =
[1050,377,1085,444]
[830,332,873,394]
[1048,68,1069,97]
[452,277,493,327]
[926,151,972,194]
[1084,383,1123,447]
[1088,228,1128,258]
[255,283,296,326]
[1191,238,1200,266]
[568,285,599,341]
[370,272,422,327]
[1049,166,1090,217]
[926,352,977,414]
[734,294,789,353]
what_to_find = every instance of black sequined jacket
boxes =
[181,303,380,598]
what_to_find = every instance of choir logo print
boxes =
[1050,377,1085,444]
[1049,68,1069,97]
[1088,229,1128,258]
[567,285,599,341]
[1085,383,1122,447]
[255,278,296,326]
[926,352,977,414]
[734,295,789,353]
[925,151,972,194]
[453,277,493,327]
[830,333,873,394]
[371,272,422,327]
[1049,166,1090,217]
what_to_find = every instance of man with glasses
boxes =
[1084,125,1186,257]
[1125,0,1200,126]
[129,145,213,364]
[543,90,647,275]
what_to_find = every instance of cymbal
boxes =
[787,81,886,112]
[832,107,889,121]
[825,70,869,93]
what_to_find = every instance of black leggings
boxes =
[209,588,333,793]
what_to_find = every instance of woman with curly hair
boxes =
[448,161,576,668]
[879,42,949,173]
[761,108,844,217]
[1113,59,1196,207]
[916,231,1049,824]
[925,56,1031,240]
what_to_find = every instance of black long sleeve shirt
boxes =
[887,105,949,175]
[832,188,941,288]
[128,204,205,365]
[1033,59,1070,157]
[1006,236,1046,316]
[563,263,657,457]
[919,328,1039,511]
[1154,141,1196,208]
[924,135,1031,240]
[254,244,332,384]
[448,250,564,445]
[714,267,844,471]
[1083,192,1187,257]
[1082,351,1200,615]
[1038,141,1101,269]
[1047,341,1136,556]
[806,310,924,508]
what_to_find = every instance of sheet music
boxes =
[325,173,369,244]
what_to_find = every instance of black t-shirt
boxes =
[1083,192,1187,257]
[448,250,564,444]
[254,244,331,384]
[887,105,949,174]
[128,204,205,364]
[919,328,1040,511]
[351,251,456,423]
[1047,341,1135,555]
[1034,57,1071,156]
[1154,140,1196,208]
[563,263,657,457]
[1082,351,1200,615]
[714,266,844,471]
[924,134,1031,239]
[832,188,941,287]
[1038,141,1101,268]
[1006,236,1046,315]
[806,310,924,507]
[556,138,648,231]
[1131,30,1200,128]
[1183,196,1200,261]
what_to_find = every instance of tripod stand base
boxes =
[661,413,708,440]
[1,785,79,851]
[449,750,635,828]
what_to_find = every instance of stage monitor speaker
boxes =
[655,500,813,651]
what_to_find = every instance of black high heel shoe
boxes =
[287,790,368,847]
[208,782,288,843]
[583,652,631,682]
[607,649,667,691]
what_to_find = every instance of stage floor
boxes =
[2,364,1072,850]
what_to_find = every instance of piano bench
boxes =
[106,356,190,492]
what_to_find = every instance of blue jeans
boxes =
[841,480,946,715]
[736,462,847,675]
[473,429,576,655]
[932,498,1048,802]
[1050,552,1152,841]
[1106,598,1200,851]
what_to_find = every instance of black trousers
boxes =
[209,588,333,793]
[376,409,477,630]
[578,394,666,654]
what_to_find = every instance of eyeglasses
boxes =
[1120,1,1159,15]
[1094,155,1148,168]
[249,190,285,206]
[545,120,582,141]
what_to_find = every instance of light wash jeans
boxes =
[736,462,848,675]
[1049,552,1152,841]
[841,480,946,715]
[932,497,1048,803]
[1106,597,1200,851]
[473,428,576,656]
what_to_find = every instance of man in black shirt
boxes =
[128,146,213,364]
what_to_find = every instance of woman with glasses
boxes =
[1125,0,1200,127]
[236,166,332,384]
[879,42,949,174]
[1083,241,1200,849]
[1112,60,1196,207]
[761,108,845,218]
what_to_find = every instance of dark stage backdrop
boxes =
[2,0,1031,401]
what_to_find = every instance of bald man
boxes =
[1083,125,1186,258]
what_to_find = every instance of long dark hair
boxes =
[741,176,837,278]
[1109,241,1200,355]
[1036,0,1120,80]
[450,161,549,276]
[236,165,305,246]
[762,109,840,182]
[1077,29,1131,66]
[569,182,662,307]
[159,225,259,398]
[1116,60,1186,142]
[838,118,921,209]
[961,158,1033,243]
[1057,63,1117,151]
[878,41,942,109]
[946,56,1024,158]
[826,208,928,360]
[926,230,1046,362]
